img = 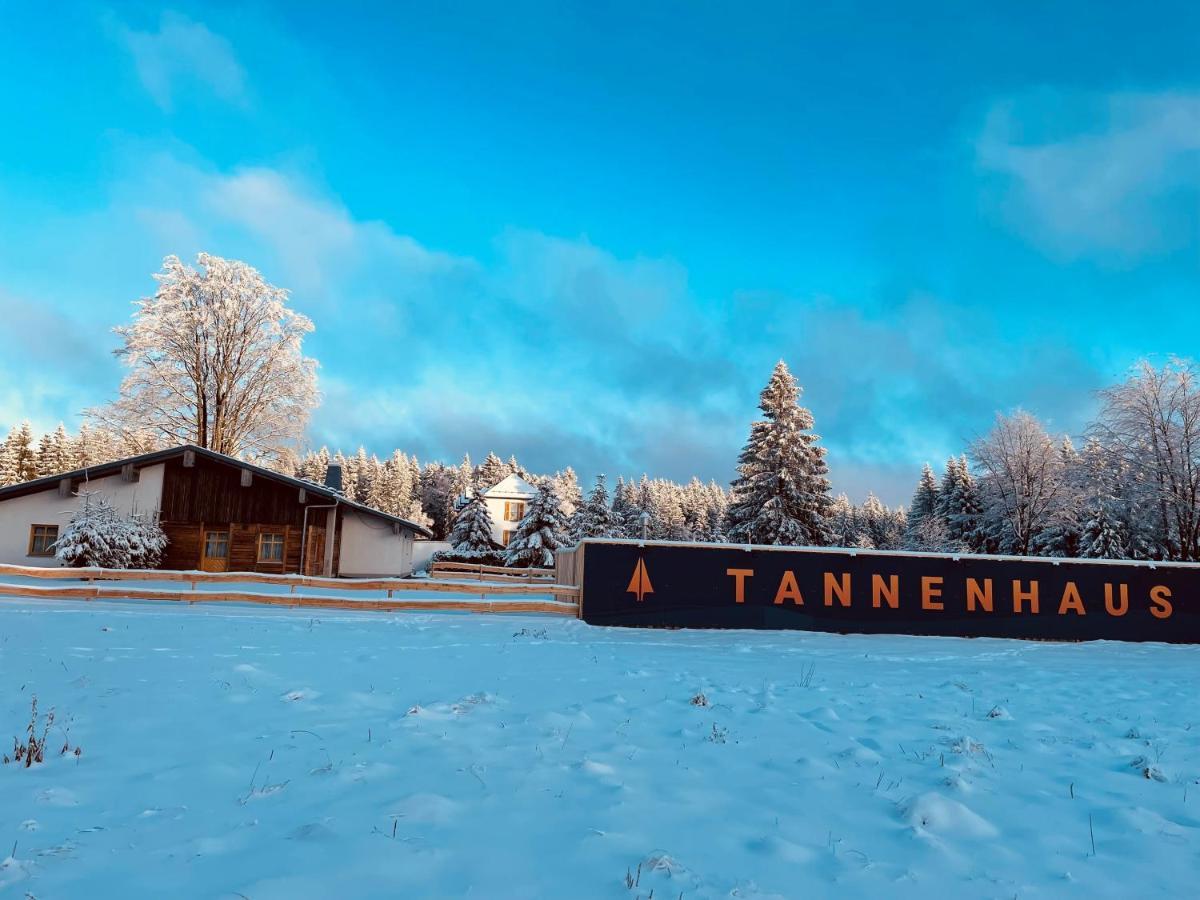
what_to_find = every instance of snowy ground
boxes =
[1,596,1197,899]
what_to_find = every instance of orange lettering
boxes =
[1012,580,1039,614]
[727,568,754,604]
[921,576,944,611]
[1104,583,1129,617]
[1150,585,1173,620]
[774,570,804,606]
[872,574,899,609]
[1058,582,1085,616]
[824,572,851,607]
[966,578,993,612]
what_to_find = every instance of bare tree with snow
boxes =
[1091,359,1200,561]
[89,253,319,464]
[970,411,1067,556]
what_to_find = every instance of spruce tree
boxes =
[571,474,616,540]
[505,482,569,567]
[829,494,859,548]
[5,421,37,483]
[450,488,500,552]
[726,361,833,546]
[477,451,508,490]
[905,463,941,548]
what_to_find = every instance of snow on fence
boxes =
[0,563,580,616]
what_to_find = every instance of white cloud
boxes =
[203,168,469,299]
[116,11,248,111]
[977,91,1200,259]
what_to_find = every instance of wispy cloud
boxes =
[977,91,1200,260]
[114,11,248,111]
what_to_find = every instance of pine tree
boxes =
[571,474,616,540]
[935,456,984,552]
[3,422,38,484]
[829,494,859,548]
[726,361,833,546]
[553,467,582,517]
[904,463,942,548]
[609,475,638,540]
[0,431,15,486]
[477,452,508,490]
[449,488,499,552]
[505,482,569,567]
[859,493,904,550]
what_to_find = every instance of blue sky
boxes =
[1,2,1197,505]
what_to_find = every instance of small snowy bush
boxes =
[431,548,507,568]
[55,492,167,569]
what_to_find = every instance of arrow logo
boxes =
[626,557,654,602]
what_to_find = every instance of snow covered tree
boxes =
[904,463,942,549]
[970,411,1068,556]
[859,493,905,550]
[449,488,499,553]
[54,493,166,569]
[89,253,319,464]
[1,422,37,485]
[936,456,984,552]
[1092,359,1200,561]
[126,512,168,568]
[552,467,582,518]
[726,361,833,546]
[571,474,617,540]
[477,452,508,490]
[505,482,569,567]
[828,494,859,548]
[418,462,458,540]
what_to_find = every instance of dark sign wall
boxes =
[578,540,1200,643]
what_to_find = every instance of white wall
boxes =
[485,497,528,546]
[338,509,416,577]
[412,540,451,572]
[0,464,166,567]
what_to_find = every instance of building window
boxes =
[204,531,230,559]
[501,529,515,546]
[503,501,525,522]
[258,532,285,562]
[28,524,59,557]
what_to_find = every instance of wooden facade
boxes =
[158,455,343,575]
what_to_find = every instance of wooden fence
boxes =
[0,563,579,616]
[429,561,555,583]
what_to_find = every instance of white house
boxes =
[482,473,539,547]
[0,445,432,576]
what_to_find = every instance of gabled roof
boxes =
[483,473,539,500]
[0,444,434,538]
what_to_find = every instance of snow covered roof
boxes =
[483,473,538,500]
[0,444,434,538]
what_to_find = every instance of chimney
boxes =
[324,462,343,493]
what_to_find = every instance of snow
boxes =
[1,596,1197,897]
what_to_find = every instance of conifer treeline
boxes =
[6,357,1195,561]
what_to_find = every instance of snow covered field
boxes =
[1,597,1197,899]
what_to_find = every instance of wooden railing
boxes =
[429,560,554,583]
[0,563,579,616]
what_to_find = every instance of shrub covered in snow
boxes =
[54,492,168,569]
[430,548,507,568]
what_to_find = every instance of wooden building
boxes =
[0,445,432,576]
